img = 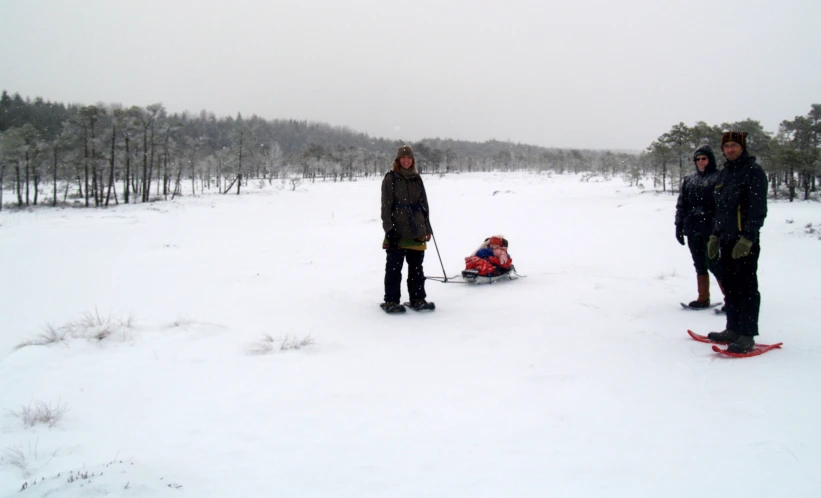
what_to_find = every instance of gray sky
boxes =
[1,0,819,150]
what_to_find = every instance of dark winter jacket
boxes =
[381,169,431,239]
[712,151,768,242]
[675,145,719,237]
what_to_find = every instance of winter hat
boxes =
[721,131,747,151]
[396,145,414,160]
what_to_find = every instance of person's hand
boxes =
[707,235,720,260]
[675,227,685,246]
[731,236,753,259]
[386,229,400,250]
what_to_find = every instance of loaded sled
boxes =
[461,235,520,284]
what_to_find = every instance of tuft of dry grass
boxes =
[8,400,69,428]
[15,309,136,350]
[14,325,64,349]
[248,334,314,355]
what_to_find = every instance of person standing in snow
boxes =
[707,131,768,353]
[675,145,725,308]
[380,145,435,313]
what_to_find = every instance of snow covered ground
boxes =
[1,172,820,497]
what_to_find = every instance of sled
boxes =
[461,265,520,284]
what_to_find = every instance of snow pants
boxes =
[384,249,426,304]
[718,237,761,336]
[687,234,722,279]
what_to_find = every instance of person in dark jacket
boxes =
[675,145,724,308]
[380,145,434,313]
[707,131,768,353]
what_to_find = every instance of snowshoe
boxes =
[687,299,711,309]
[380,302,406,314]
[680,301,722,310]
[404,300,435,311]
[727,335,755,354]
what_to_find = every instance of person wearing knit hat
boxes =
[675,144,725,309]
[706,131,768,353]
[379,145,435,313]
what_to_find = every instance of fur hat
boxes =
[721,131,747,151]
[396,145,414,160]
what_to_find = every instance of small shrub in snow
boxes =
[15,325,63,348]
[281,334,314,351]
[248,334,314,355]
[1,445,28,472]
[804,223,816,235]
[8,400,69,428]
[15,310,136,350]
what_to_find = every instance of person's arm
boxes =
[742,167,768,241]
[381,173,394,233]
[674,177,688,228]
[419,178,432,235]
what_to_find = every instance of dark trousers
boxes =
[384,249,426,303]
[718,238,761,336]
[687,234,722,279]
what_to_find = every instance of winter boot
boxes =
[687,274,711,309]
[381,301,406,314]
[707,329,739,344]
[408,299,436,311]
[728,335,756,354]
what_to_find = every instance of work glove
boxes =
[675,227,685,246]
[707,235,720,260]
[731,236,753,259]
[386,229,401,250]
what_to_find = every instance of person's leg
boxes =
[405,249,427,302]
[719,239,740,332]
[384,249,406,303]
[708,239,741,342]
[687,235,710,306]
[733,241,761,337]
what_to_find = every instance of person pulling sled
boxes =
[380,145,436,313]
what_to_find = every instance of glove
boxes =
[707,235,720,260]
[386,229,400,250]
[675,227,685,246]
[731,236,753,259]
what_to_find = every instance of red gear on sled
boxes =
[464,256,496,276]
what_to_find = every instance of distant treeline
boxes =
[0,90,637,209]
[0,90,818,209]
[644,105,821,201]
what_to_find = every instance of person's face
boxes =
[399,155,413,169]
[722,142,743,161]
[695,155,709,171]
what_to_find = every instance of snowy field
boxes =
[1,172,820,497]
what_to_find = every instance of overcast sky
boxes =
[1,0,819,150]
